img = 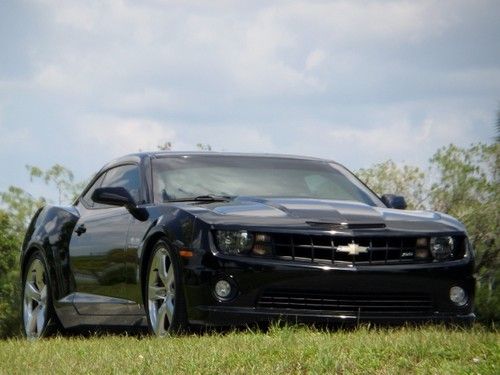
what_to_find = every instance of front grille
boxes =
[271,234,461,266]
[258,290,434,316]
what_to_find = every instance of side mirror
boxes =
[92,187,136,208]
[92,187,149,221]
[381,194,407,210]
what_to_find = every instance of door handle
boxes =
[75,224,87,236]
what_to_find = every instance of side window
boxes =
[80,173,105,208]
[101,164,141,203]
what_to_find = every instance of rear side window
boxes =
[101,164,141,203]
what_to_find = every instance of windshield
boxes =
[152,155,384,207]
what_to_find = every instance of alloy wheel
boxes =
[23,258,49,339]
[147,247,176,336]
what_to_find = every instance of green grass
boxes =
[0,325,498,374]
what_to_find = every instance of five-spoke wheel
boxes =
[146,241,187,336]
[22,252,57,339]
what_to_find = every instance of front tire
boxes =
[22,251,59,339]
[145,240,187,336]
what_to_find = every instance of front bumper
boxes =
[183,255,475,326]
[194,306,475,326]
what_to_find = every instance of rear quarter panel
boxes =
[21,205,80,301]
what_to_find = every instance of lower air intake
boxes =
[257,290,434,316]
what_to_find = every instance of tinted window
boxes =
[80,173,105,208]
[152,156,383,207]
[101,164,141,203]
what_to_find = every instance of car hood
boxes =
[178,197,466,234]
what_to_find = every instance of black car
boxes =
[21,152,475,338]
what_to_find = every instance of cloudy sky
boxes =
[0,0,498,202]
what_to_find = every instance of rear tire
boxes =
[22,251,60,339]
[144,240,188,336]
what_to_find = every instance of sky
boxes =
[0,0,499,203]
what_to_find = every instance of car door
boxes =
[69,164,141,315]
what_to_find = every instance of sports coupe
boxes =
[21,152,475,338]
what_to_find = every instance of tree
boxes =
[430,143,499,322]
[26,164,84,205]
[156,141,214,151]
[196,143,212,151]
[357,160,427,209]
[496,105,500,143]
[0,210,22,338]
[357,142,499,323]
[0,164,87,337]
[157,141,172,151]
[0,186,45,238]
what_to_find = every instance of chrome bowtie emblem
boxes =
[336,242,369,256]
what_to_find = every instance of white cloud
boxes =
[274,101,494,169]
[29,0,464,102]
[305,49,326,71]
[182,125,276,153]
[109,88,179,112]
[0,109,33,151]
[75,115,177,157]
[34,64,78,92]
[23,0,497,119]
[0,0,498,196]
[0,127,32,148]
[73,114,275,158]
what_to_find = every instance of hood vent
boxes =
[306,221,386,230]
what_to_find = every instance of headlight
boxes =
[215,231,273,256]
[215,230,254,255]
[430,236,455,261]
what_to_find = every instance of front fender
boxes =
[126,205,199,305]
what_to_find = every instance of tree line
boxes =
[0,139,498,337]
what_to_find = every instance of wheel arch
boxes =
[21,242,62,308]
[21,205,80,302]
[139,230,175,306]
[21,243,45,279]
[138,209,199,300]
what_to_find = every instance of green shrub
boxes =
[475,271,500,326]
[0,211,22,338]
[0,270,21,338]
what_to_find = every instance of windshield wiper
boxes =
[167,194,234,203]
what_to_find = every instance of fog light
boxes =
[214,280,232,299]
[450,286,467,306]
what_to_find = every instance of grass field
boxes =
[0,325,498,374]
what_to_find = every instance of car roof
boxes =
[142,151,334,162]
[99,151,343,173]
